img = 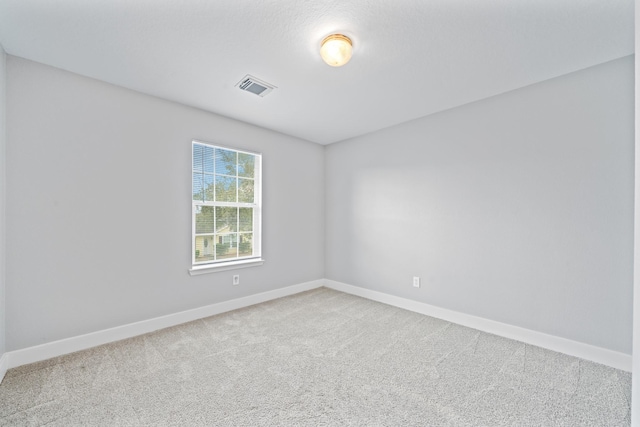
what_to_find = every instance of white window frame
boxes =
[189,140,263,275]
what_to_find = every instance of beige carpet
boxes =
[0,287,632,426]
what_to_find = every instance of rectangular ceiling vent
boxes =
[236,75,276,97]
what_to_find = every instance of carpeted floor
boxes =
[0,287,632,426]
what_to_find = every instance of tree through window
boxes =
[192,141,261,266]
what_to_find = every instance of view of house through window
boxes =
[192,141,261,266]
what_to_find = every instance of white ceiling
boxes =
[0,0,634,145]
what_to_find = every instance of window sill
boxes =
[189,258,265,276]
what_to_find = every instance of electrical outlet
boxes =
[233,275,240,285]
[413,277,420,288]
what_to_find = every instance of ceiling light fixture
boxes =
[320,34,353,67]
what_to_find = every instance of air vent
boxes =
[236,75,276,97]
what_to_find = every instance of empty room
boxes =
[0,0,638,425]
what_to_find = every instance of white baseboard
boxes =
[324,279,632,372]
[0,353,8,384]
[4,278,631,374]
[5,279,324,370]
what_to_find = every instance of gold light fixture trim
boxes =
[320,34,353,67]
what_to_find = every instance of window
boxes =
[191,141,262,272]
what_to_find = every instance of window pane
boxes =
[192,173,204,201]
[216,207,237,232]
[239,233,253,257]
[238,153,255,178]
[195,205,215,233]
[193,141,261,266]
[216,233,238,259]
[238,178,254,203]
[195,235,215,262]
[215,148,237,176]
[215,176,237,202]
[239,208,253,232]
[204,174,215,202]
[193,144,203,172]
[203,146,214,173]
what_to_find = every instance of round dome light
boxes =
[320,34,353,67]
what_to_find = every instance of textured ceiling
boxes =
[0,0,634,145]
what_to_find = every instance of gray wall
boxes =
[633,8,640,421]
[326,55,634,354]
[0,46,6,357]
[6,56,325,351]
[4,52,634,356]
